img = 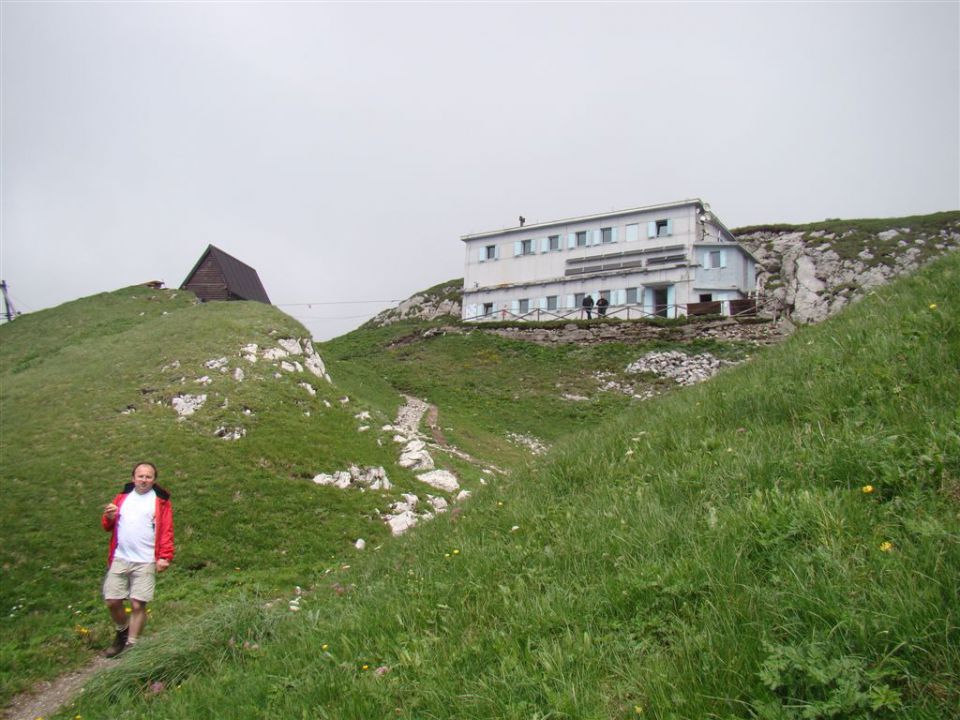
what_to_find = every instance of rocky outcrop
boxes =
[368,279,462,326]
[625,350,738,386]
[737,216,960,324]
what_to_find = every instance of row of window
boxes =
[477,219,675,262]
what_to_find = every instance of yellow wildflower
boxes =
[322,643,329,651]
[862,485,874,494]
[880,541,893,552]
[452,549,460,555]
[929,303,938,310]
[362,664,369,671]
[125,607,131,614]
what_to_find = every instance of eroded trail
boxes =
[4,656,110,720]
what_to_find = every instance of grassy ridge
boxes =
[0,288,416,702]
[62,255,960,718]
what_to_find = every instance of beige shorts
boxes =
[103,559,156,602]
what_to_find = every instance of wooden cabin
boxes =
[180,245,271,304]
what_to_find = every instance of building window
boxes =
[521,239,533,255]
[576,231,587,247]
[625,287,639,304]
[574,292,585,307]
[656,219,670,237]
[548,235,560,251]
[699,294,713,303]
[546,295,558,311]
[483,302,494,316]
[625,224,639,242]
[518,298,529,313]
[485,245,497,260]
[601,227,613,244]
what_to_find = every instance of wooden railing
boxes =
[466,298,758,323]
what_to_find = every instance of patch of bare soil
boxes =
[4,656,110,720]
[425,405,447,446]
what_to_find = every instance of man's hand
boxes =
[157,558,170,572]
[103,503,118,520]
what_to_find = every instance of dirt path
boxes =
[4,655,110,720]
[425,404,447,446]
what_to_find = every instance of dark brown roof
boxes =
[180,245,271,304]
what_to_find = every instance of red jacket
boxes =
[101,482,175,565]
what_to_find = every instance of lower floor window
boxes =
[546,295,558,310]
[483,302,494,316]
[625,287,639,304]
[518,298,529,313]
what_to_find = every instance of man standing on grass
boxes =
[100,462,174,657]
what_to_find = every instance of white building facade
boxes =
[461,199,757,322]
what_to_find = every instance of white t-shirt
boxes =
[115,489,157,563]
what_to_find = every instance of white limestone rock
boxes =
[304,354,331,382]
[427,495,449,513]
[399,439,434,470]
[311,466,391,491]
[278,338,303,355]
[172,394,206,417]
[215,426,246,441]
[386,510,418,536]
[416,470,460,493]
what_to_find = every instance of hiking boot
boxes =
[104,627,129,658]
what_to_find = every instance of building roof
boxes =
[181,245,271,304]
[461,198,707,242]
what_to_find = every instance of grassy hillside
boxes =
[17,252,954,718]
[0,287,489,705]
[323,320,752,469]
[1,284,724,706]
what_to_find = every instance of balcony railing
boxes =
[467,298,757,323]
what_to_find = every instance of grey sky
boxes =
[2,1,957,340]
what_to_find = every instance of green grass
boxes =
[323,320,752,466]
[0,288,480,704]
[2,243,959,718]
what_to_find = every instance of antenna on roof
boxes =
[519,216,525,227]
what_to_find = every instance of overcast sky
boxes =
[2,1,957,340]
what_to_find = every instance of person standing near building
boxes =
[582,294,594,320]
[100,462,174,657]
[596,295,609,318]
